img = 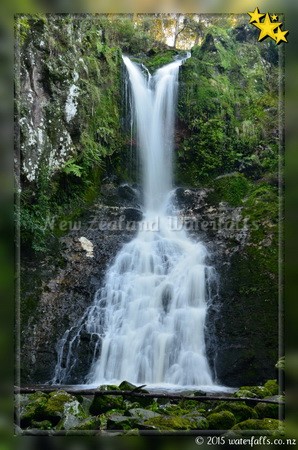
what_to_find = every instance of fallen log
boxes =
[14,386,284,405]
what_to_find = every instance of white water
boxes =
[52,54,216,389]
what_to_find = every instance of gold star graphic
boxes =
[248,7,265,23]
[274,26,289,44]
[271,14,278,21]
[254,13,282,41]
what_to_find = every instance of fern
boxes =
[63,158,83,177]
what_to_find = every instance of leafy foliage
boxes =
[177,22,279,186]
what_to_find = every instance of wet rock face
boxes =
[172,186,278,387]
[17,17,79,183]
[21,197,138,383]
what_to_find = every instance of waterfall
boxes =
[52,54,215,388]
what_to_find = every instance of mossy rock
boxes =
[143,414,208,431]
[20,393,49,427]
[232,418,283,431]
[55,400,88,430]
[73,416,101,430]
[99,384,120,391]
[145,50,178,71]
[234,386,271,399]
[123,400,142,410]
[127,408,161,421]
[106,414,134,431]
[118,380,138,391]
[177,399,211,412]
[264,379,279,396]
[28,391,48,402]
[80,396,92,415]
[118,380,151,407]
[182,413,209,430]
[31,420,53,430]
[254,402,279,419]
[20,390,82,428]
[211,402,257,423]
[157,403,190,416]
[43,391,79,425]
[208,173,250,207]
[89,393,124,415]
[208,411,236,430]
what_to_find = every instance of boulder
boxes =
[89,393,124,415]
[207,411,236,430]
[211,402,257,423]
[20,392,49,427]
[127,408,161,421]
[55,400,88,430]
[73,416,101,430]
[123,208,143,222]
[106,414,133,431]
[118,184,140,204]
[234,386,271,399]
[232,418,283,431]
[19,390,87,429]
[254,402,280,419]
[264,379,279,396]
[118,381,151,407]
[118,381,138,391]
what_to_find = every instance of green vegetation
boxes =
[255,402,279,419]
[17,15,124,253]
[208,173,251,206]
[211,402,257,423]
[207,411,236,430]
[17,376,284,433]
[177,24,279,186]
[232,418,283,431]
[234,385,272,399]
[264,379,279,396]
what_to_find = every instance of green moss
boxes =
[16,16,31,45]
[89,394,124,415]
[99,384,120,391]
[207,411,236,430]
[235,386,272,399]
[208,173,251,206]
[19,16,126,255]
[264,379,279,396]
[254,402,279,419]
[118,381,138,390]
[117,381,151,407]
[45,391,77,416]
[31,420,53,430]
[20,394,49,427]
[73,416,101,430]
[232,418,283,431]
[211,402,257,423]
[106,414,134,431]
[177,25,279,185]
[157,404,190,416]
[55,401,89,431]
[145,50,178,71]
[144,415,207,431]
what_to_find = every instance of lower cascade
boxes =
[52,53,216,388]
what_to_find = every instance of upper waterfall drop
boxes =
[52,54,216,389]
[122,55,188,215]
